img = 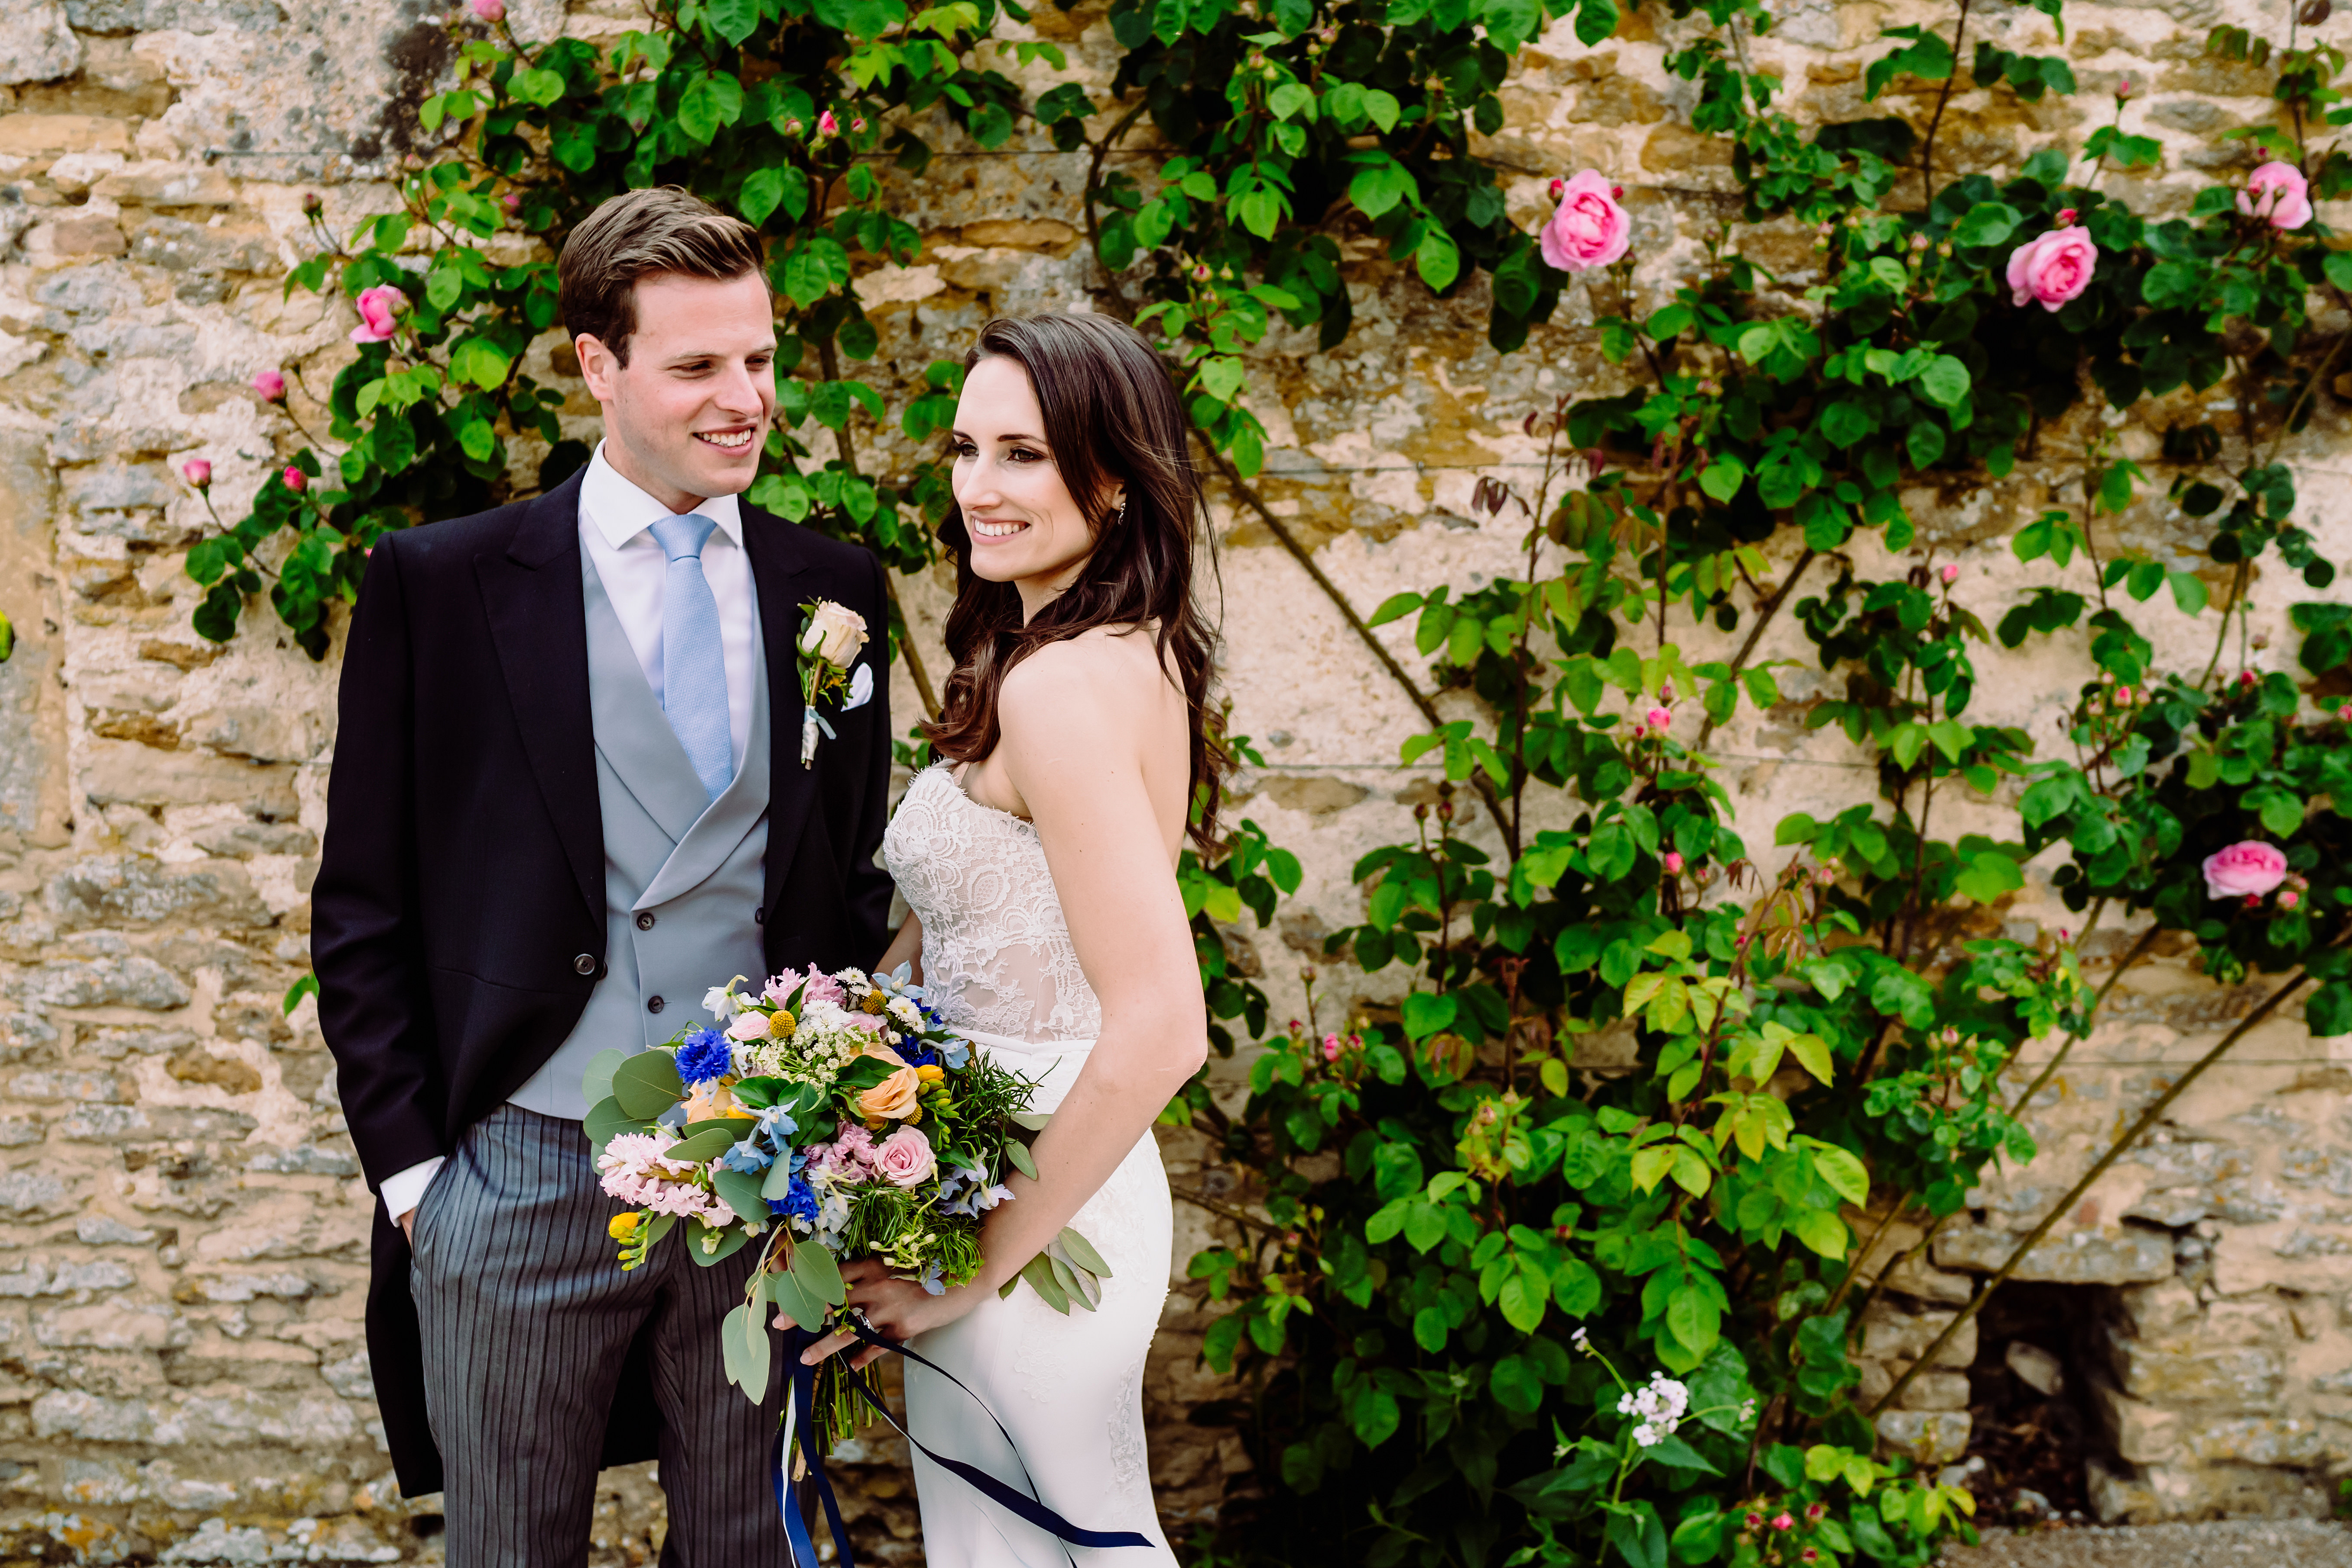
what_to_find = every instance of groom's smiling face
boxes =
[578,269,776,513]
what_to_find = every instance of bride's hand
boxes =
[787,1257,984,1370]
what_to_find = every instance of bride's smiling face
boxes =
[949,355,1116,615]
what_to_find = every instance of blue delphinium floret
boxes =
[675,1028,733,1085]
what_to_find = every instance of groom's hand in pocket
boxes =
[399,1210,416,1243]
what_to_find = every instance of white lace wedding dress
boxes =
[879,763,1179,1567]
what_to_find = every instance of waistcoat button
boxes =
[754,907,765,925]
[636,912,655,930]
[647,995,665,1014]
[572,953,596,976]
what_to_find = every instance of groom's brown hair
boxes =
[558,187,768,367]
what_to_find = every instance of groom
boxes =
[313,186,895,1563]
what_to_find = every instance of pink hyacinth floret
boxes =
[800,966,848,1007]
[596,1133,733,1222]
[2203,840,2288,901]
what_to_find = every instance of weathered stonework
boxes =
[4,0,2352,1557]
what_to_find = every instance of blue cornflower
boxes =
[768,1173,819,1226]
[676,1028,733,1086]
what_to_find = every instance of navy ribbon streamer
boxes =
[774,1323,1153,1568]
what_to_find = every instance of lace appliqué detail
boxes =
[881,766,1104,1042]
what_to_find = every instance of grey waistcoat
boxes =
[507,550,773,1119]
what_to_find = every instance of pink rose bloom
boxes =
[251,369,286,402]
[2006,227,2099,312]
[2203,841,2288,900]
[349,284,406,344]
[725,1010,771,1042]
[470,0,504,19]
[1662,851,1684,874]
[873,1126,937,1188]
[1771,1513,1795,1532]
[181,459,211,487]
[281,466,307,493]
[2240,162,2313,230]
[1644,705,1673,729]
[1321,1033,1341,1062]
[1540,170,1631,273]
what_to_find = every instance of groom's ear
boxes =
[578,333,621,405]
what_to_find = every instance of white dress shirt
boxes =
[379,443,761,1225]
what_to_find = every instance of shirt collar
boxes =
[581,441,744,551]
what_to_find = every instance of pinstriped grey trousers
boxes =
[410,1104,790,1567]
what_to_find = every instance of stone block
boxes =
[0,1171,70,1217]
[6,953,191,1010]
[2107,1338,2285,1410]
[1896,1369,1971,1411]
[1933,1221,2174,1284]
[2005,1340,2063,1396]
[25,216,128,263]
[34,1299,184,1350]
[46,854,270,930]
[80,740,300,817]
[0,4,80,84]
[88,161,238,206]
[2086,1457,2330,1524]
[1873,1409,1970,1465]
[1858,1298,1976,1368]
[2090,1374,2180,1463]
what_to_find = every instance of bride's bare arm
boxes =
[876,912,923,982]
[802,636,1203,1363]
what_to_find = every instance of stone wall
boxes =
[2,0,2351,1558]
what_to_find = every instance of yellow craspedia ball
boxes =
[769,1009,797,1039]
[861,990,887,1015]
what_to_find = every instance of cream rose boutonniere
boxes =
[796,598,869,767]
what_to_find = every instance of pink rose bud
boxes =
[2204,840,2288,900]
[2281,889,2303,910]
[1745,1513,1763,1530]
[783,118,803,136]
[470,0,504,19]
[1322,1034,1341,1062]
[2006,226,2099,312]
[1630,725,1646,741]
[503,191,521,213]
[1657,678,1675,704]
[1645,705,1673,729]
[850,117,867,133]
[2240,162,2314,230]
[282,466,307,493]
[349,284,406,345]
[253,369,287,401]
[2116,75,2135,99]
[1548,177,1565,198]
[2116,686,2133,704]
[1772,1513,1794,1531]
[1940,563,1959,584]
[2241,669,2258,688]
[1662,851,1684,874]
[2054,208,2078,227]
[817,109,840,135]
[181,459,211,488]
[1539,169,1632,273]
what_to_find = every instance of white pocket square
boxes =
[843,663,875,711]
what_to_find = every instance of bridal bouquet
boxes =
[581,964,1109,1449]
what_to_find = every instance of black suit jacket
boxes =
[311,467,896,1496]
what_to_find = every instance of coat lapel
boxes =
[475,469,603,928]
[743,505,814,920]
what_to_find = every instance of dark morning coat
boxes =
[309,465,896,1497]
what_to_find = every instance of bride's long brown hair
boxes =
[922,313,1227,850]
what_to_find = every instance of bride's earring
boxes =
[1113,493,1127,523]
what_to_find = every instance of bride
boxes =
[799,312,1217,1565]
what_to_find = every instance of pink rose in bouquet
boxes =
[874,1126,937,1188]
[2203,840,2288,900]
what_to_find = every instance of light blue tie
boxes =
[648,512,733,802]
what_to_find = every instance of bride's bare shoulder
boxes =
[998,627,1174,734]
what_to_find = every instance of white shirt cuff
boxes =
[380,1157,445,1224]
